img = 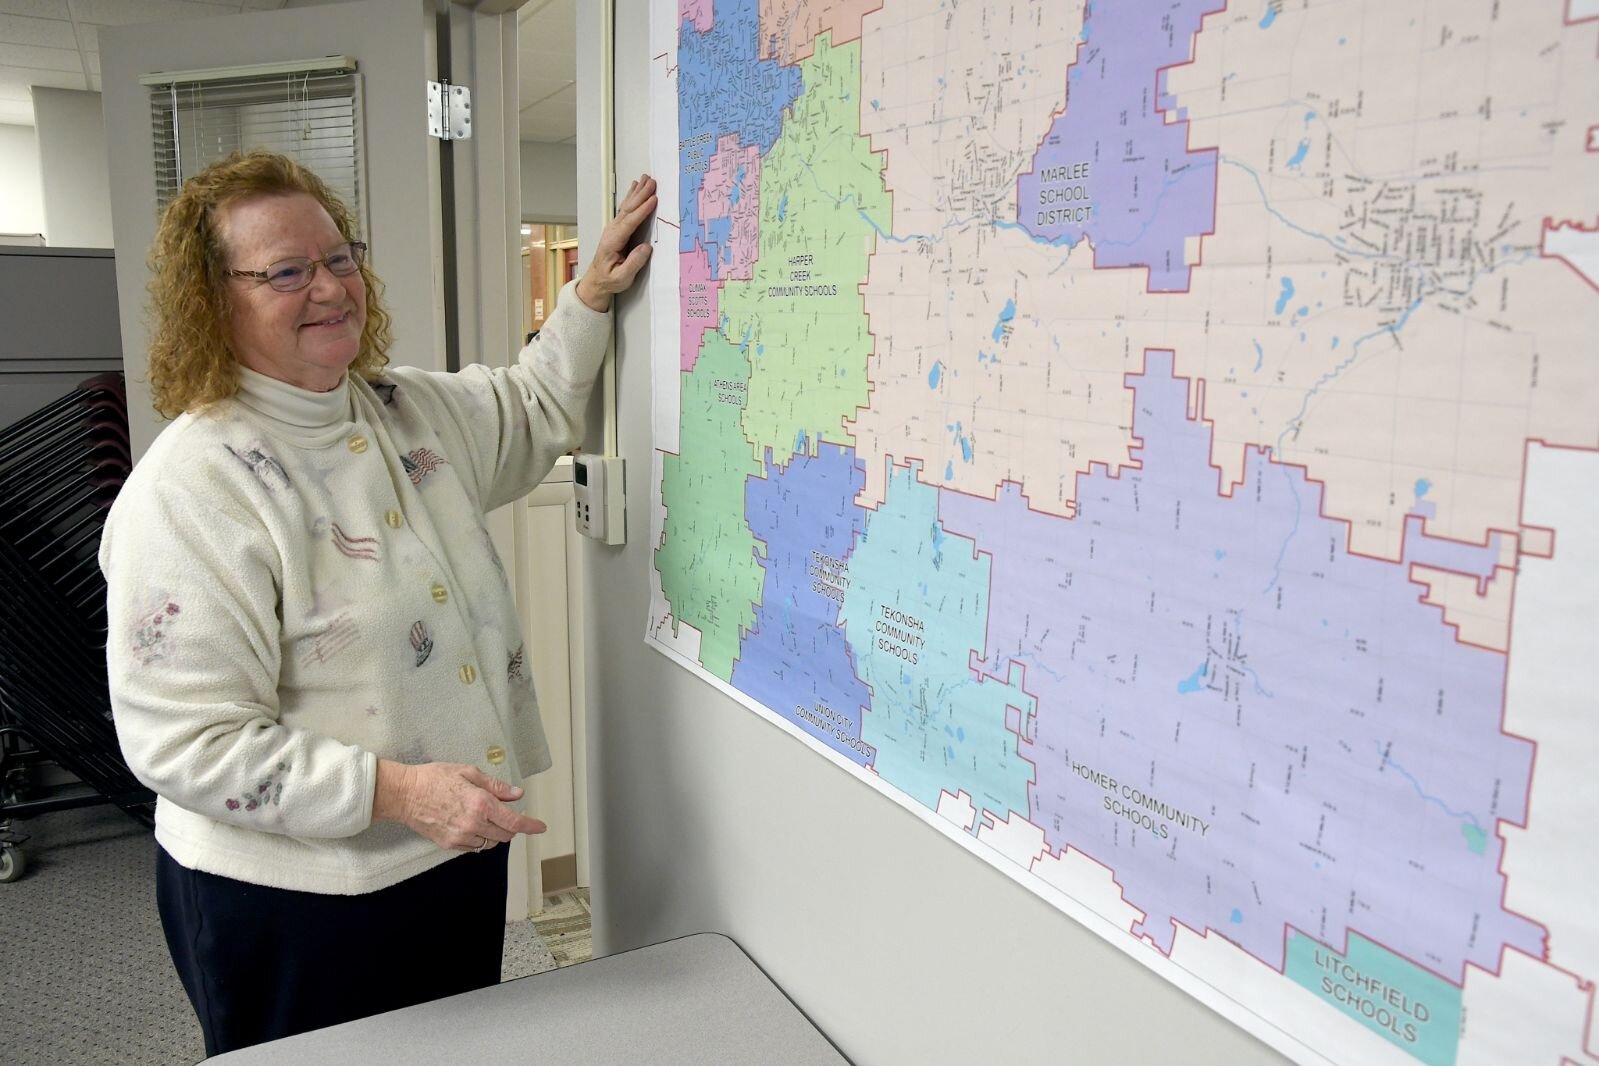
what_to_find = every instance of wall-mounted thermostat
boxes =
[573,454,625,545]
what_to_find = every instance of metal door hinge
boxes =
[427,80,472,141]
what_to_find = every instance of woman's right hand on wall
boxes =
[573,174,658,313]
[372,759,546,851]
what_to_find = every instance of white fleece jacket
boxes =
[100,280,610,895]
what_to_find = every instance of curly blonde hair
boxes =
[146,150,393,418]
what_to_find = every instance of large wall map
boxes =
[645,2,1599,1062]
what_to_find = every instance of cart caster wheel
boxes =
[0,845,26,883]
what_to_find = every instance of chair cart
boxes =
[0,374,154,882]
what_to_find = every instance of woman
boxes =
[98,150,655,1054]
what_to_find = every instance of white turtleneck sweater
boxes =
[99,281,610,895]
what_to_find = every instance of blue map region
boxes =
[1015,0,1223,291]
[677,0,803,255]
[731,443,875,765]
[836,461,1035,818]
[938,352,1544,980]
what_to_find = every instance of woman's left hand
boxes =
[574,174,659,312]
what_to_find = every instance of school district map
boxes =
[645,2,1599,1062]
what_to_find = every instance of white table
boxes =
[207,932,850,1065]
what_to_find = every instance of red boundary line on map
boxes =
[916,348,1599,1060]
[1564,0,1599,58]
[660,4,1599,1050]
[919,348,1592,995]
[756,0,884,66]
[1008,1,1228,296]
[1540,216,1599,293]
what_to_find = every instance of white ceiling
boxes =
[0,0,288,126]
[0,0,577,143]
[516,0,574,144]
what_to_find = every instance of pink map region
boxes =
[679,244,721,372]
[758,0,880,64]
[698,133,763,281]
[683,0,714,33]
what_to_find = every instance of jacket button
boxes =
[459,663,477,685]
[431,583,448,604]
[348,434,368,454]
[385,509,403,528]
[486,745,505,766]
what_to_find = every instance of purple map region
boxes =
[678,0,803,256]
[938,351,1544,981]
[1015,0,1222,292]
[731,441,875,765]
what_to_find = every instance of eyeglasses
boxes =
[226,241,367,293]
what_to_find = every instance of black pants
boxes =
[156,845,509,1056]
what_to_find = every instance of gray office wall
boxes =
[578,4,1286,1063]
[521,141,577,224]
[31,88,113,249]
[0,247,122,429]
[0,123,45,237]
[100,0,444,461]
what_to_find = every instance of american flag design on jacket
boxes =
[401,448,448,486]
[331,523,380,562]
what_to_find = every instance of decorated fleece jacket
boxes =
[99,280,610,895]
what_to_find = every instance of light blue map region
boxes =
[1015,0,1222,291]
[1286,930,1463,1066]
[676,0,802,255]
[836,461,1034,819]
[731,442,875,765]
[937,352,1544,981]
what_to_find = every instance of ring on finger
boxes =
[474,835,487,853]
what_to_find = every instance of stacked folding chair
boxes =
[0,373,154,882]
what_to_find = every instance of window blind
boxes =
[146,60,366,234]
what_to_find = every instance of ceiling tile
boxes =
[0,41,81,72]
[1,64,87,89]
[521,45,574,82]
[519,113,574,141]
[519,97,575,142]
[68,0,231,27]
[532,80,574,109]
[524,0,573,40]
[516,0,574,132]
[0,12,76,46]
[515,0,558,23]
[518,72,569,107]
[520,122,573,143]
[0,1,69,19]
